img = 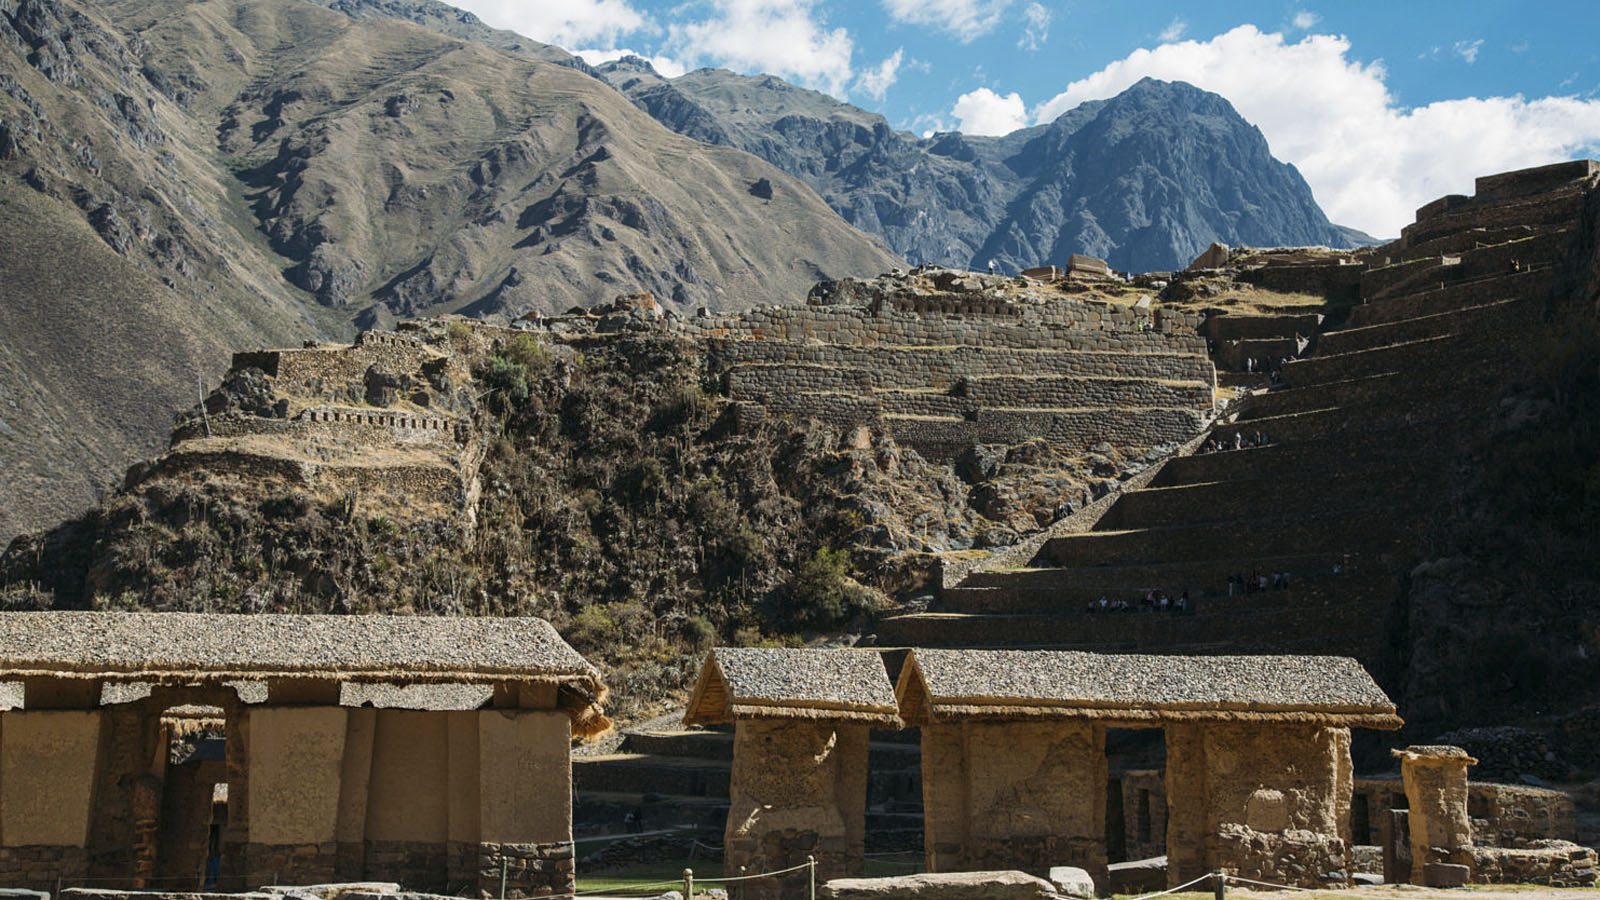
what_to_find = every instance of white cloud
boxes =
[855,48,905,101]
[1454,39,1484,64]
[572,47,688,77]
[451,0,646,49]
[1158,18,1187,42]
[1017,2,1050,51]
[952,87,1027,135]
[1029,25,1600,237]
[665,0,855,96]
[1292,11,1320,30]
[881,0,1012,43]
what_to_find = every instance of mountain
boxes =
[594,64,1376,272]
[0,0,899,543]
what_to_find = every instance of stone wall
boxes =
[1240,262,1362,301]
[1352,778,1576,848]
[1165,723,1350,888]
[725,720,868,900]
[712,344,1212,386]
[1472,842,1598,887]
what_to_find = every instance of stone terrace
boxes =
[877,160,1600,683]
[683,274,1217,461]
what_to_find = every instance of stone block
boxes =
[1424,863,1470,887]
[1047,865,1096,898]
[820,871,1055,900]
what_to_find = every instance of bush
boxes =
[787,547,875,630]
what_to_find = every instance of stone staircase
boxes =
[876,161,1599,683]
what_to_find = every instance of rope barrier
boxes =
[1121,872,1217,900]
[694,859,814,883]
[1223,873,1382,898]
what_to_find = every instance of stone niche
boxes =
[725,720,869,900]
[922,720,1108,885]
[1165,722,1353,888]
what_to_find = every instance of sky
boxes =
[447,0,1600,238]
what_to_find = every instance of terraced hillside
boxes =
[878,160,1600,734]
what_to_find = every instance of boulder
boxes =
[1186,242,1230,271]
[820,871,1056,900]
[0,890,52,900]
[1424,862,1470,887]
[1048,865,1096,898]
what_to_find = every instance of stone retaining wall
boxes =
[710,343,1212,385]
[1346,268,1558,327]
[1472,842,1598,887]
[0,846,88,891]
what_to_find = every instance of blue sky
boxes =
[447,0,1600,237]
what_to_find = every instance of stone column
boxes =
[1393,745,1476,886]
[725,719,869,900]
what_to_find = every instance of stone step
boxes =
[1400,183,1587,247]
[876,588,1396,665]
[1094,468,1435,531]
[1317,295,1537,357]
[959,551,1351,591]
[1152,434,1433,487]
[1041,508,1414,568]
[1346,267,1557,328]
[1210,391,1476,446]
[1280,331,1518,389]
[1361,229,1569,301]
[1390,225,1545,262]
[941,570,1391,615]
[573,753,731,798]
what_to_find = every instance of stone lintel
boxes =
[265,678,342,705]
[18,676,100,709]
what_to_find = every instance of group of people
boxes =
[1086,588,1191,613]
[1227,570,1291,595]
[1199,430,1271,453]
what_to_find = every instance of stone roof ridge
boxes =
[683,646,902,727]
[0,611,599,683]
[896,648,1401,729]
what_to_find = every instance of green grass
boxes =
[574,852,925,895]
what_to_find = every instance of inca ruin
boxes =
[5,0,1600,891]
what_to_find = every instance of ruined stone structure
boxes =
[0,613,608,897]
[878,160,1600,689]
[1384,745,1598,888]
[160,330,485,523]
[677,274,1215,461]
[684,649,901,900]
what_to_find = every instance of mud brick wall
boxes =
[1472,843,1598,887]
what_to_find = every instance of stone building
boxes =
[0,612,608,896]
[684,648,901,899]
[894,649,1401,888]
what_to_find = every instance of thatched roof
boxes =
[0,612,609,735]
[684,647,901,727]
[897,649,1401,729]
[340,682,493,710]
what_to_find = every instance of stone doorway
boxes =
[153,708,228,889]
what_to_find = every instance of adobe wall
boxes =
[0,710,101,889]
[921,720,1107,884]
[725,720,868,900]
[1395,747,1475,883]
[1166,723,1351,888]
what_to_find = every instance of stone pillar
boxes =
[1165,722,1352,888]
[725,719,869,900]
[1394,745,1476,886]
[920,720,1107,886]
